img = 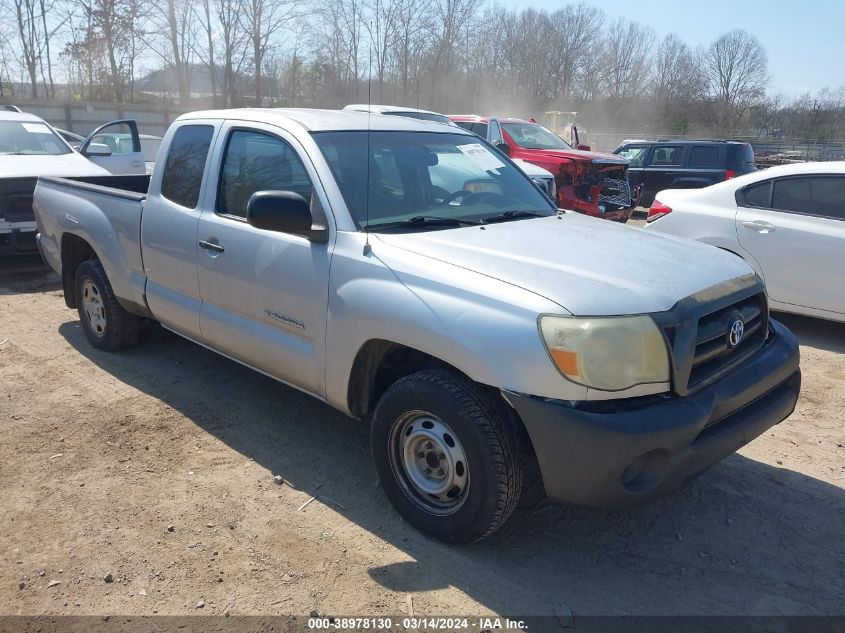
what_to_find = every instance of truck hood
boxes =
[375,213,755,316]
[0,152,110,178]
[519,148,628,165]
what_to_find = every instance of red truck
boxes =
[450,115,639,222]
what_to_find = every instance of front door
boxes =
[79,120,146,174]
[736,174,845,315]
[196,124,333,396]
[641,144,686,205]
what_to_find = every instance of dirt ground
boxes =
[1,252,844,620]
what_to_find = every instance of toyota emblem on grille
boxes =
[728,319,745,348]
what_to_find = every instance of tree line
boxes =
[1,0,843,140]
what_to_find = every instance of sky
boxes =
[528,0,845,96]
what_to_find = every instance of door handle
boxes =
[198,239,225,253]
[131,160,144,167]
[742,220,776,233]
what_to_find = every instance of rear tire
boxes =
[371,369,522,543]
[75,259,140,351]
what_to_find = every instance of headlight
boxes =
[539,315,670,391]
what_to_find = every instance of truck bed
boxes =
[38,174,151,199]
[1,174,150,256]
[33,173,153,315]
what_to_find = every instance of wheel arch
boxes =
[61,232,98,309]
[346,339,539,481]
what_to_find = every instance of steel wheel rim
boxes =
[81,278,106,337]
[389,410,469,515]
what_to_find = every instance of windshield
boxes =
[0,120,70,155]
[384,111,454,126]
[312,131,556,230]
[502,122,572,151]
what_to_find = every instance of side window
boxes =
[160,125,214,209]
[650,145,684,166]
[217,129,313,219]
[489,120,503,144]
[772,176,845,220]
[470,122,489,137]
[616,145,648,167]
[688,145,720,168]
[740,180,772,208]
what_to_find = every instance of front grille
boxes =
[0,178,36,223]
[687,292,767,388]
[598,178,632,207]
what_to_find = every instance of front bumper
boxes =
[505,319,800,508]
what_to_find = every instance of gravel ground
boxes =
[1,252,844,619]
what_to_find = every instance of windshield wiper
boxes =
[367,215,483,230]
[479,210,547,224]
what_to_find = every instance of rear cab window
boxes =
[160,125,215,209]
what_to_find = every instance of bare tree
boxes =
[150,0,196,102]
[390,0,432,104]
[240,0,298,105]
[192,0,219,105]
[10,0,46,96]
[652,33,703,130]
[702,29,769,133]
[597,18,654,103]
[215,0,249,106]
[313,0,364,105]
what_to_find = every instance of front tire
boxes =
[75,259,140,351]
[371,370,522,543]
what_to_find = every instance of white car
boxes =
[644,161,845,323]
[0,111,147,255]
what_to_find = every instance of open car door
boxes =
[78,119,145,175]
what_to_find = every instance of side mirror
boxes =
[83,143,112,157]
[577,144,591,152]
[246,190,328,243]
[495,141,511,156]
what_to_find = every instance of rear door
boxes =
[195,122,333,396]
[736,174,845,315]
[141,121,220,338]
[684,144,724,187]
[79,120,145,175]
[641,144,686,204]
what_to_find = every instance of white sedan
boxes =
[643,161,845,323]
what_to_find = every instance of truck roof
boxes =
[343,104,443,116]
[177,108,472,134]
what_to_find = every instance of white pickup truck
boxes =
[33,108,801,543]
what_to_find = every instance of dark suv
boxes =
[613,140,757,207]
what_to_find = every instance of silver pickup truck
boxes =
[33,109,801,543]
